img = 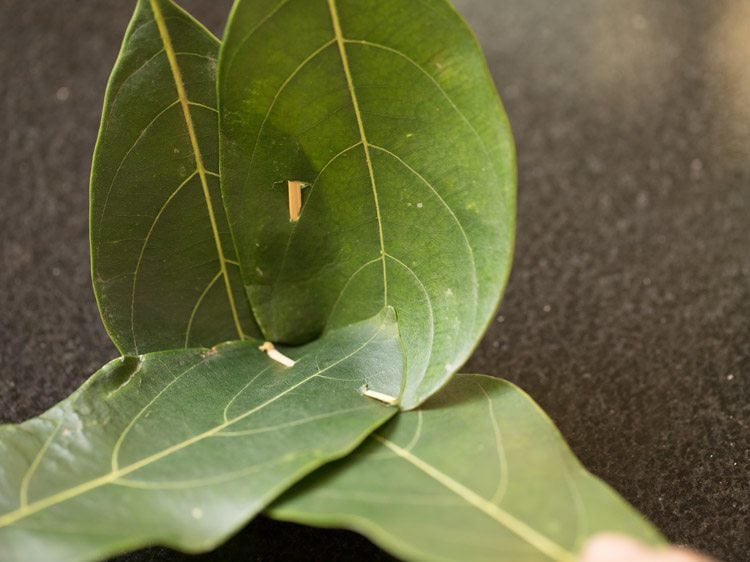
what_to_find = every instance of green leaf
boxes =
[219,0,516,409]
[271,374,665,561]
[90,0,258,355]
[0,310,402,562]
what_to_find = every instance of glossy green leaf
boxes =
[0,310,402,562]
[90,0,258,355]
[219,0,516,409]
[271,374,664,561]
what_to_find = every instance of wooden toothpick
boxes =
[362,386,398,405]
[259,342,296,367]
[287,180,308,222]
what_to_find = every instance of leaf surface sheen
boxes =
[271,374,665,562]
[0,310,402,562]
[90,0,258,355]
[219,0,516,409]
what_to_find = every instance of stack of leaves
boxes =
[0,1,664,560]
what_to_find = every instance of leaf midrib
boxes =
[327,0,388,306]
[373,434,577,562]
[0,321,385,529]
[148,0,246,345]
[0,370,312,528]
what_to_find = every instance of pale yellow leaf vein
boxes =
[150,0,245,341]
[403,410,423,452]
[187,100,218,114]
[184,269,223,347]
[328,0,387,305]
[222,364,274,423]
[112,455,295,490]
[18,417,64,509]
[561,453,588,549]
[326,257,382,328]
[344,39,498,186]
[130,170,198,353]
[479,384,509,504]
[111,356,189,471]
[369,143,477,296]
[373,435,577,562]
[384,253,434,374]
[217,405,371,437]
[94,97,180,262]
[267,141,363,305]
[0,320,387,528]
[239,37,336,192]
[223,0,294,75]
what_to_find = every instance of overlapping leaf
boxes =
[90,0,258,355]
[0,310,402,562]
[1,1,665,561]
[219,0,516,409]
[271,374,664,561]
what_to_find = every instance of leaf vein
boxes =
[267,141,363,306]
[112,456,294,491]
[384,252,435,374]
[187,101,218,113]
[130,170,199,353]
[94,98,180,262]
[345,39,498,184]
[402,410,423,452]
[18,417,64,509]
[373,435,577,562]
[0,316,387,528]
[223,0,294,75]
[222,364,274,423]
[150,0,246,341]
[184,269,223,347]
[328,0,388,304]
[110,356,199,471]
[325,257,382,328]
[216,405,371,438]
[479,383,509,505]
[369,143,479,333]
[238,37,336,209]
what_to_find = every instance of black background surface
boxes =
[0,1,748,561]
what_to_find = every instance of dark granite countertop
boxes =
[0,1,747,561]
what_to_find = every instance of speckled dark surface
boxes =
[0,1,748,561]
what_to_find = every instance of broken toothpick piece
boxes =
[258,342,296,367]
[363,386,398,406]
[287,180,306,222]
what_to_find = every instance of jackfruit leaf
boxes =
[90,0,258,355]
[271,374,665,562]
[219,0,516,409]
[0,310,402,562]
